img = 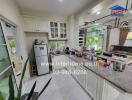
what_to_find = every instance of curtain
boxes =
[119,28,130,45]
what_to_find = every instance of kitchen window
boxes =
[86,26,106,50]
[49,41,66,51]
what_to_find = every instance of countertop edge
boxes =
[66,55,132,94]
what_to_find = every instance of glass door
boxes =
[0,21,18,100]
[0,22,11,73]
[7,37,21,74]
[0,67,18,100]
[1,21,22,76]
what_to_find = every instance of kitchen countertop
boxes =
[67,55,132,94]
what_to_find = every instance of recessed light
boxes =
[96,11,101,15]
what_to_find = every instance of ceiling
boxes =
[82,0,132,27]
[15,0,96,16]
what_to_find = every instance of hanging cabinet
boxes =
[49,21,67,40]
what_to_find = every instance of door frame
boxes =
[0,19,21,87]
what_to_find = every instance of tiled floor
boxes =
[23,73,92,100]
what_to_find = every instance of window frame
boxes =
[0,21,12,74]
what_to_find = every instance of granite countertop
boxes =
[67,55,132,94]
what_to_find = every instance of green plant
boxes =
[8,75,15,100]
[50,41,56,49]
[27,81,37,100]
[8,58,52,100]
[17,58,29,100]
[86,35,100,48]
[93,35,100,44]
[87,36,94,46]
[7,39,15,49]
[0,91,4,100]
[96,49,103,55]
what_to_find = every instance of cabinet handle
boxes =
[36,30,40,32]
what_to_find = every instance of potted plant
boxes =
[8,58,52,100]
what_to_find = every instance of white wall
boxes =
[0,0,29,80]
[67,15,79,49]
[108,28,120,50]
[25,32,48,54]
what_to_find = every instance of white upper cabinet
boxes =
[49,21,67,40]
[23,17,36,32]
[60,23,67,38]
[23,17,49,32]
[49,22,59,39]
[22,16,67,39]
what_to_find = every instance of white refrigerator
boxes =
[34,44,49,75]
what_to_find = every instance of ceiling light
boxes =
[58,0,63,2]
[96,11,101,15]
[95,23,99,25]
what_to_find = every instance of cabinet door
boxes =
[35,21,48,32]
[67,58,71,70]
[85,69,98,99]
[60,23,67,38]
[102,81,132,100]
[67,58,75,72]
[96,76,104,100]
[35,22,41,32]
[23,17,36,32]
[49,22,59,39]
[79,66,86,89]
[102,81,120,100]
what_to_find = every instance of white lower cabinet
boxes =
[102,81,120,100]
[79,68,86,89]
[67,57,103,100]
[62,56,132,100]
[96,77,104,100]
[102,81,132,100]
[85,69,98,99]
